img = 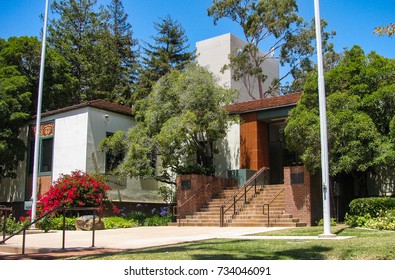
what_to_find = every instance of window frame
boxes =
[27,135,54,176]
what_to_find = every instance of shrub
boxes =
[316,218,337,226]
[102,216,137,229]
[125,211,147,226]
[119,206,174,226]
[344,213,372,227]
[37,217,76,232]
[0,215,28,235]
[143,214,174,226]
[35,170,111,216]
[348,197,395,218]
[365,210,395,231]
[345,197,395,230]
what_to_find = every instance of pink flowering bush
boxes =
[35,170,111,217]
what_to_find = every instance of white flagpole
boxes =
[31,0,50,223]
[313,0,335,237]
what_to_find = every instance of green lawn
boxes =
[74,225,395,260]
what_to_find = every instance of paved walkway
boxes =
[0,226,352,259]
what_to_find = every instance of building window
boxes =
[28,123,55,175]
[40,137,53,173]
[28,137,54,174]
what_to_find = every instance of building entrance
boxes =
[268,122,299,184]
[268,122,285,184]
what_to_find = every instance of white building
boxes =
[196,33,280,103]
[0,100,163,215]
[1,34,282,217]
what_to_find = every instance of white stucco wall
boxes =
[86,107,136,174]
[106,176,164,203]
[0,103,186,205]
[196,33,232,90]
[85,108,163,203]
[214,122,240,174]
[0,126,29,202]
[50,108,89,182]
[196,33,280,103]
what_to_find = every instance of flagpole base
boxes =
[318,233,337,239]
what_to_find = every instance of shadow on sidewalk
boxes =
[0,248,124,260]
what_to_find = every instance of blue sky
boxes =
[0,0,394,60]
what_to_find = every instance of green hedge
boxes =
[102,216,137,229]
[37,217,77,232]
[0,216,26,235]
[345,197,395,230]
[348,197,395,218]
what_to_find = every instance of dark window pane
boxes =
[40,138,53,172]
[28,140,34,174]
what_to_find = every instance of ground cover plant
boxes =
[103,205,174,228]
[344,197,395,230]
[4,170,174,232]
[0,215,29,235]
[5,204,174,233]
[73,225,395,260]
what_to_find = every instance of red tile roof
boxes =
[39,99,134,118]
[226,93,302,114]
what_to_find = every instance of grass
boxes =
[73,224,395,260]
[251,224,357,236]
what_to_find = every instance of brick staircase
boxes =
[172,184,307,227]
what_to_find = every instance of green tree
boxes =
[101,64,236,184]
[48,0,109,103]
[0,35,79,178]
[101,0,139,104]
[134,15,195,101]
[285,46,395,195]
[207,0,335,98]
[374,23,395,37]
[0,39,32,178]
[0,36,76,113]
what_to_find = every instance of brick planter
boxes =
[283,166,313,225]
[176,174,232,219]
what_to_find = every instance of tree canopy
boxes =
[0,39,32,178]
[285,46,395,182]
[0,36,76,178]
[100,63,236,184]
[100,0,139,104]
[207,0,335,98]
[374,23,395,37]
[134,15,195,101]
[48,0,139,104]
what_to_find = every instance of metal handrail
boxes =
[173,170,233,225]
[220,166,269,227]
[263,188,285,227]
[0,206,13,241]
[0,206,100,255]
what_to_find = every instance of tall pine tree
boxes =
[48,0,110,103]
[102,0,139,104]
[0,38,32,178]
[135,15,195,100]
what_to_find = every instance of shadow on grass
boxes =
[80,239,333,260]
[333,226,349,236]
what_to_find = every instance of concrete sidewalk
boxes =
[0,227,280,254]
[0,226,352,258]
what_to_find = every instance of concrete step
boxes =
[234,214,294,219]
[228,222,307,227]
[175,182,305,228]
[173,221,220,227]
